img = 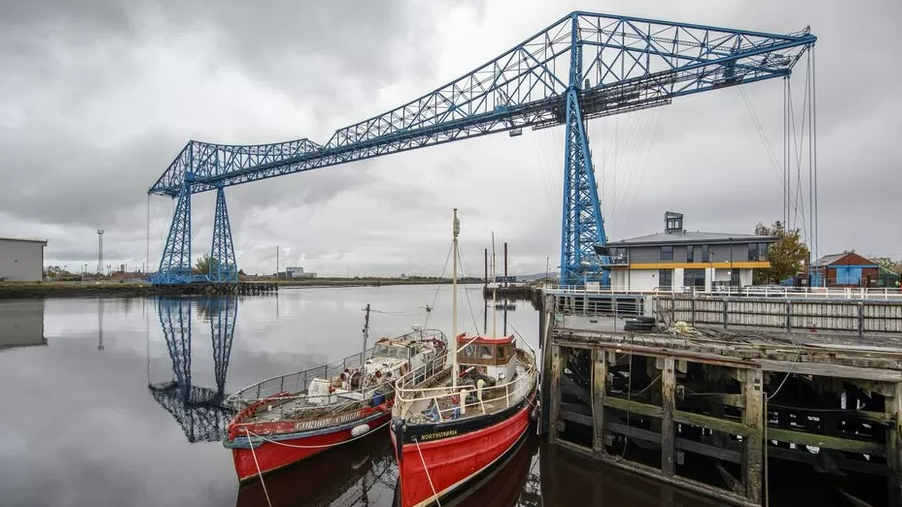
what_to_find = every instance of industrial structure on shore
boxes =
[0,236,47,282]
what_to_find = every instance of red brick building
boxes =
[813,252,879,288]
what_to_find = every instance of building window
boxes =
[659,269,672,290]
[683,269,706,289]
[748,243,769,261]
[701,245,709,263]
[686,245,695,263]
[660,246,673,261]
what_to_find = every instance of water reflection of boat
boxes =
[235,426,395,507]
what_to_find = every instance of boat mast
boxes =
[360,303,370,388]
[491,231,497,337]
[452,209,460,390]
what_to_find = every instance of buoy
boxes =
[351,424,371,437]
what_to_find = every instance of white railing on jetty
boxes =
[544,284,902,301]
[224,328,447,411]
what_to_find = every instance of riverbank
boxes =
[0,277,485,299]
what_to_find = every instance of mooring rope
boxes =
[242,420,390,449]
[245,427,274,507]
[413,437,441,507]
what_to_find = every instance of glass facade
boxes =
[658,269,672,290]
[683,269,706,289]
[748,243,769,261]
[660,246,673,261]
[686,245,695,263]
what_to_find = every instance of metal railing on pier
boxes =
[544,284,902,301]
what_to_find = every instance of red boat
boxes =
[390,209,539,507]
[223,316,447,483]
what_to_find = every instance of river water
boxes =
[0,285,719,507]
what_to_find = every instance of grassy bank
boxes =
[0,277,486,299]
[0,282,162,299]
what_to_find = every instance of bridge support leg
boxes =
[159,298,193,401]
[210,296,237,403]
[209,187,238,283]
[156,181,193,284]
[560,94,607,285]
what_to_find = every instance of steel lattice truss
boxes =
[210,297,237,396]
[150,298,237,443]
[209,189,238,283]
[148,11,815,284]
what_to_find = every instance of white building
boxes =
[602,213,777,292]
[0,237,48,282]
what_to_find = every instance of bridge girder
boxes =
[148,11,816,285]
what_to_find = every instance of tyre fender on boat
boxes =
[351,424,371,437]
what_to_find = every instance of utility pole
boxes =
[97,230,104,275]
[276,245,280,277]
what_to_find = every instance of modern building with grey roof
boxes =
[599,212,778,292]
[0,237,48,282]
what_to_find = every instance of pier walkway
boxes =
[540,289,902,507]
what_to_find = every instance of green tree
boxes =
[193,254,213,275]
[871,256,902,274]
[753,221,810,284]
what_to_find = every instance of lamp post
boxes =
[545,256,550,282]
[729,237,734,289]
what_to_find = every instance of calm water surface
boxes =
[0,285,718,507]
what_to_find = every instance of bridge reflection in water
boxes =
[148,296,237,444]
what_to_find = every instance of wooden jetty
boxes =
[540,291,902,507]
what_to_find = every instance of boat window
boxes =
[463,345,476,358]
[373,344,390,357]
[497,346,506,359]
[480,345,493,359]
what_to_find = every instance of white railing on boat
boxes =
[224,328,447,411]
[394,343,538,424]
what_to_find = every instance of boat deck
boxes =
[403,362,535,424]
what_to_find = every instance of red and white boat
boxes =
[390,209,539,507]
[223,309,447,483]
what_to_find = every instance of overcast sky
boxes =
[1,0,900,277]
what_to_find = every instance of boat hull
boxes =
[228,411,391,483]
[391,388,537,507]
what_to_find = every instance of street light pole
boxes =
[729,237,734,289]
[545,256,550,282]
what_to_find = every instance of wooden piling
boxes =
[743,367,764,504]
[549,344,563,444]
[592,347,607,455]
[890,382,902,507]
[661,357,676,476]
